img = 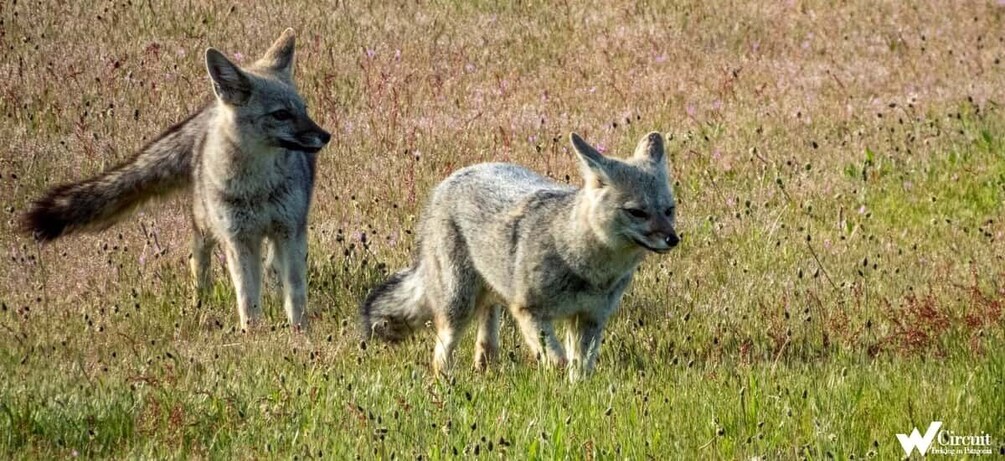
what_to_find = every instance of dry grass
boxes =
[2,1,1004,458]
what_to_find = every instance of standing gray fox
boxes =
[21,29,330,330]
[362,132,679,380]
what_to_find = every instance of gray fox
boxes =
[22,29,330,331]
[362,132,678,379]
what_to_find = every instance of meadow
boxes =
[1,0,1004,458]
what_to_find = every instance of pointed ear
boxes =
[633,131,666,163]
[257,28,296,78]
[206,48,252,105]
[570,132,612,187]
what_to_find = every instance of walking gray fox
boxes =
[362,132,678,379]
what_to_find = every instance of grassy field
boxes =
[2,0,1005,458]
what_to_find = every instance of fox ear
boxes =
[633,131,666,164]
[206,48,252,105]
[570,132,612,188]
[258,28,296,78]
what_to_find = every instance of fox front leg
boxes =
[512,305,567,369]
[566,315,607,381]
[223,236,264,331]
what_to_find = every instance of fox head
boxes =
[570,131,679,254]
[204,28,330,154]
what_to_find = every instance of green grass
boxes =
[4,343,1002,459]
[2,0,1005,459]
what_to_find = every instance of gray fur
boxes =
[362,132,679,380]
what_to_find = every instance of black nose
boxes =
[319,130,331,145]
[665,232,680,248]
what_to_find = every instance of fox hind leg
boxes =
[473,300,501,372]
[270,232,309,330]
[263,239,281,290]
[432,311,470,378]
[429,274,479,377]
[190,229,216,309]
[424,222,479,377]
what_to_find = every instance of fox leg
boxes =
[429,278,478,377]
[424,223,479,377]
[270,232,308,330]
[190,230,215,308]
[566,315,607,381]
[222,236,264,331]
[432,312,470,377]
[263,239,279,289]
[473,301,501,372]
[512,306,567,369]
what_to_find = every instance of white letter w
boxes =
[897,421,942,456]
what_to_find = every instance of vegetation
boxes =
[1,1,1003,458]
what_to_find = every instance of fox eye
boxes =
[624,208,649,219]
[270,110,293,121]
[664,207,675,217]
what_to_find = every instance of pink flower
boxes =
[686,103,696,118]
[232,52,244,63]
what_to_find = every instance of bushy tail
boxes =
[22,106,212,241]
[361,266,431,342]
